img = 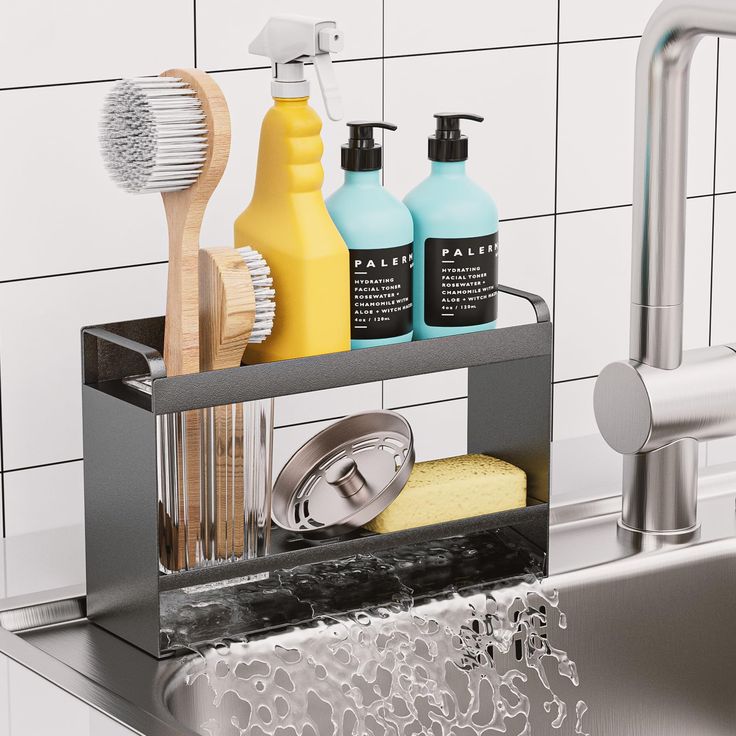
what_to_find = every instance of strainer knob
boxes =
[325,457,366,498]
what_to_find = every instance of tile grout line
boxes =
[193,0,198,67]
[381,0,385,188]
[550,0,561,441]
[554,374,598,385]
[3,457,83,476]
[0,35,647,93]
[0,353,5,538]
[709,38,720,348]
[0,259,168,286]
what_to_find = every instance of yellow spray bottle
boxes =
[235,16,350,363]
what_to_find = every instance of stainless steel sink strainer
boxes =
[272,410,415,538]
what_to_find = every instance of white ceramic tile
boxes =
[4,525,85,597]
[0,527,5,598]
[682,196,715,350]
[496,215,555,327]
[707,436,736,467]
[383,46,557,220]
[685,41,719,200]
[196,0,382,71]
[8,660,89,736]
[552,377,597,441]
[550,434,622,508]
[384,0,557,56]
[394,399,468,462]
[554,198,712,381]
[560,0,660,42]
[554,206,631,381]
[4,462,84,537]
[272,419,337,478]
[275,383,382,427]
[557,39,638,212]
[0,656,8,736]
[716,40,736,193]
[711,193,736,345]
[0,265,166,470]
[202,61,382,248]
[557,38,717,213]
[0,1,193,88]
[0,84,170,281]
[383,370,467,409]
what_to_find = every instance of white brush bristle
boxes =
[239,246,276,343]
[99,77,207,194]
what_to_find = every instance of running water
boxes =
[166,572,589,735]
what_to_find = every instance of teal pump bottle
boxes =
[404,113,499,340]
[327,121,414,349]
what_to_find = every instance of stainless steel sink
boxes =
[2,467,736,735]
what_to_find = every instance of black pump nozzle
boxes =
[342,120,398,171]
[429,113,484,162]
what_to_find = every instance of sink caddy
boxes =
[81,285,551,657]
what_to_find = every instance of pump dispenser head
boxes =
[249,15,344,120]
[341,121,397,171]
[429,113,484,162]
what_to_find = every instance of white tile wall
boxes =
[553,197,713,383]
[559,0,661,42]
[383,369,467,409]
[2,3,735,537]
[0,266,166,471]
[395,400,468,462]
[4,462,84,537]
[4,525,85,598]
[196,0,383,71]
[711,192,736,346]
[0,84,170,281]
[384,0,557,55]
[557,37,717,213]
[715,40,736,193]
[383,45,557,220]
[275,383,382,427]
[0,1,194,88]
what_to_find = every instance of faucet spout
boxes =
[595,0,736,536]
[632,0,736,369]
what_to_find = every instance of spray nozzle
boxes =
[342,121,397,171]
[249,15,344,121]
[430,113,484,161]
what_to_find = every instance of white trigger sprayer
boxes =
[249,16,344,121]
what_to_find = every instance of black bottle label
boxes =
[350,244,413,340]
[424,233,498,327]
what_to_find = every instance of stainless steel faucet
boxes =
[594,0,736,535]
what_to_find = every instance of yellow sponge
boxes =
[364,454,526,534]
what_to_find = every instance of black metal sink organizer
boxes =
[82,285,551,657]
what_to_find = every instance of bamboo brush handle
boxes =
[160,68,231,377]
[159,69,230,570]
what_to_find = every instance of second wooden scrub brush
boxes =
[199,245,276,562]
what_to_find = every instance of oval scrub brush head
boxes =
[199,246,276,372]
[99,76,208,194]
[239,246,276,344]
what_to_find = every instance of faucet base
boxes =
[617,517,700,545]
[621,438,698,534]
